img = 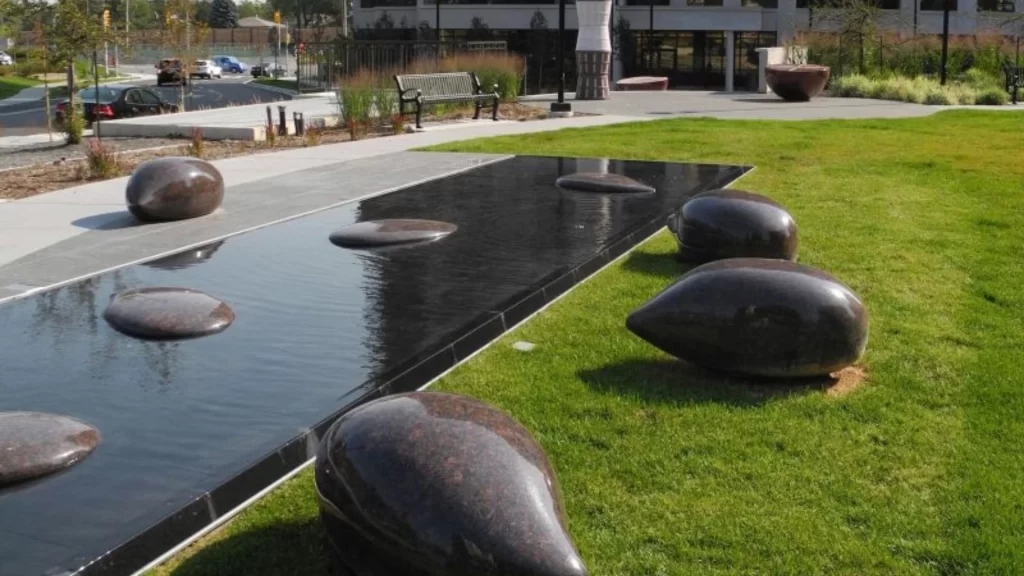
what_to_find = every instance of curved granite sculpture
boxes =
[315,392,589,576]
[626,258,867,377]
[766,64,831,102]
[328,219,457,249]
[616,76,669,91]
[126,157,225,221]
[672,189,798,263]
[0,412,100,487]
[104,287,235,340]
[556,172,655,195]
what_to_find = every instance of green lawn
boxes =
[0,75,41,100]
[150,111,1024,576]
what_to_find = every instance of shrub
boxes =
[961,67,1002,90]
[975,87,1009,106]
[338,69,374,139]
[187,127,205,158]
[409,52,525,102]
[62,103,85,145]
[924,86,957,105]
[84,139,123,179]
[304,126,322,147]
[869,77,926,104]
[831,74,874,98]
[949,83,978,105]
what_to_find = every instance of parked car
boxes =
[251,62,285,78]
[0,51,13,66]
[55,86,179,125]
[212,55,248,74]
[191,60,223,80]
[156,58,188,86]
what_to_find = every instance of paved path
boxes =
[521,90,1022,120]
[0,113,648,300]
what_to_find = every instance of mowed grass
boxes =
[0,74,41,100]
[151,111,1024,576]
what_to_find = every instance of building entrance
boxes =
[627,31,726,89]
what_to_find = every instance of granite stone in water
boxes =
[104,287,235,340]
[555,172,655,194]
[670,189,798,263]
[626,258,868,377]
[315,392,589,576]
[0,412,100,487]
[126,157,224,221]
[328,219,457,248]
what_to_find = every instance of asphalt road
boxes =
[0,76,292,137]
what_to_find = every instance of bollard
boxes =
[294,112,305,137]
[265,105,273,131]
[278,105,287,137]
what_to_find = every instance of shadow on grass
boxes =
[164,519,329,576]
[620,249,693,280]
[579,358,841,408]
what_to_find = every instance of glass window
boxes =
[920,0,956,9]
[139,90,163,105]
[687,0,724,5]
[361,0,415,7]
[625,0,670,5]
[742,0,779,7]
[125,90,144,104]
[977,0,1014,10]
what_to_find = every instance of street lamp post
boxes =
[939,0,950,85]
[550,0,572,115]
[435,0,441,65]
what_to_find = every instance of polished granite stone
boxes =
[766,65,831,102]
[143,241,225,271]
[556,172,656,195]
[670,189,798,263]
[328,219,457,249]
[0,412,100,488]
[103,287,235,340]
[126,157,225,222]
[316,392,588,576]
[626,258,867,377]
[0,155,746,576]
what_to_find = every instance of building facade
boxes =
[353,0,1023,91]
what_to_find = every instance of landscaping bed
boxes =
[147,110,1024,575]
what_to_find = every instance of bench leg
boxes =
[415,102,423,130]
[473,101,482,120]
[492,97,499,122]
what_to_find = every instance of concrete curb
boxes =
[244,79,300,97]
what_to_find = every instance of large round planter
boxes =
[766,65,831,102]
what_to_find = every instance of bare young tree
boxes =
[813,0,888,74]
[163,0,210,110]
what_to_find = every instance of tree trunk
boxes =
[66,63,75,109]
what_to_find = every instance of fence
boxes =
[297,40,498,93]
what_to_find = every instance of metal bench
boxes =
[1004,65,1022,105]
[394,72,499,129]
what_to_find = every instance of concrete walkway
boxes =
[0,113,650,300]
[521,90,1022,120]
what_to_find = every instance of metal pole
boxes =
[93,50,101,140]
[435,0,441,67]
[940,0,950,85]
[558,0,565,103]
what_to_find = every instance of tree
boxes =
[163,0,209,110]
[209,0,237,27]
[237,0,272,20]
[46,0,115,123]
[467,16,492,41]
[813,0,891,74]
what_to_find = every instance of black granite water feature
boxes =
[0,156,747,576]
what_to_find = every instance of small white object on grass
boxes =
[513,341,536,352]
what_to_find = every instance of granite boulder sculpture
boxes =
[556,172,655,195]
[329,219,457,249]
[626,258,867,377]
[126,157,224,221]
[315,392,589,576]
[766,64,831,102]
[669,189,798,263]
[104,287,235,340]
[0,412,100,487]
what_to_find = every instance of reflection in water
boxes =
[143,241,225,271]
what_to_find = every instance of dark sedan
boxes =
[55,86,179,125]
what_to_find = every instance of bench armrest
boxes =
[399,88,421,100]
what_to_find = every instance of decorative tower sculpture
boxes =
[575,0,612,100]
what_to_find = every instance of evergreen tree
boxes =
[209,0,237,28]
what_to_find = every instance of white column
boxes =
[576,0,613,99]
[725,31,735,92]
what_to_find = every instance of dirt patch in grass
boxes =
[826,365,868,398]
[0,103,550,201]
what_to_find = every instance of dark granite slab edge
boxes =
[70,161,753,576]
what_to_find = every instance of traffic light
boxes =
[273,10,281,24]
[102,9,110,30]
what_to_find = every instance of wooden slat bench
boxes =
[394,72,500,129]
[1004,66,1022,105]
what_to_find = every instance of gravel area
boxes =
[0,137,183,171]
